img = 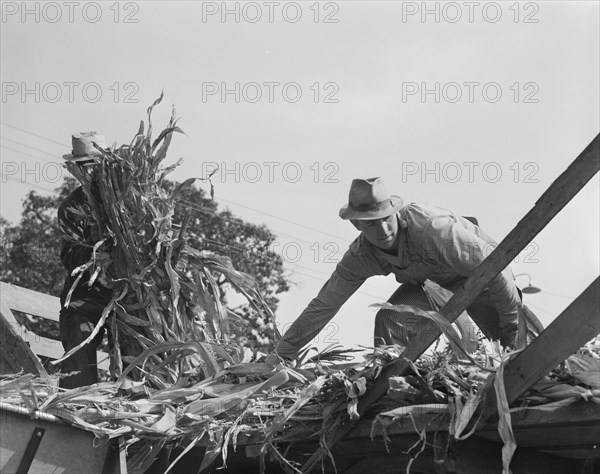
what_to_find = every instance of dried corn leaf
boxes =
[493,345,516,474]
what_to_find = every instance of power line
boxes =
[525,302,555,319]
[177,197,344,257]
[6,124,549,308]
[0,167,390,300]
[215,196,348,243]
[1,122,67,147]
[291,269,388,301]
[0,167,345,260]
[180,201,389,297]
[203,235,369,290]
[1,144,61,164]
[190,232,388,299]
[1,123,352,245]
[539,290,575,300]
[1,174,389,301]
[2,172,330,275]
[0,124,463,302]
[2,137,62,158]
[290,266,390,300]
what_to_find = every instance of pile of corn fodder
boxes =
[3,340,599,473]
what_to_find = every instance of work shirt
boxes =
[276,202,520,359]
[58,186,112,315]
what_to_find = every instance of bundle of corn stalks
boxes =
[54,93,275,387]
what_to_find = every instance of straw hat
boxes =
[339,177,404,220]
[62,132,106,162]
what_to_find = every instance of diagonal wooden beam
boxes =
[0,304,49,377]
[301,133,600,473]
[479,277,599,419]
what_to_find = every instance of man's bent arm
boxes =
[420,213,521,336]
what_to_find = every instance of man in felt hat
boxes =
[58,132,113,388]
[273,177,524,361]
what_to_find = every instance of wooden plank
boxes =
[503,401,600,428]
[2,321,110,372]
[477,402,600,454]
[0,408,121,473]
[338,436,579,474]
[0,306,48,377]
[0,282,110,371]
[0,282,61,322]
[478,277,599,419]
[315,407,598,472]
[17,326,64,359]
[480,424,600,452]
[540,448,600,460]
[301,133,600,473]
[184,402,599,472]
[345,401,600,447]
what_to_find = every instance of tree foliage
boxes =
[0,178,289,353]
[0,177,79,296]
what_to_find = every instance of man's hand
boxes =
[500,327,517,350]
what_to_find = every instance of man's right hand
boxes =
[500,328,517,350]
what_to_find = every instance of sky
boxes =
[1,1,599,352]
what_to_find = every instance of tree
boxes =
[0,177,79,297]
[0,178,289,353]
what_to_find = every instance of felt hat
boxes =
[62,131,106,162]
[339,177,403,220]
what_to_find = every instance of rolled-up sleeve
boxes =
[276,241,388,359]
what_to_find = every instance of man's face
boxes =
[351,213,399,250]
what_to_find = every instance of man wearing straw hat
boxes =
[273,177,527,362]
[58,132,112,388]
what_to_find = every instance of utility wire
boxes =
[525,302,555,319]
[5,124,573,306]
[1,122,351,244]
[0,167,343,258]
[2,174,389,300]
[2,137,62,158]
[1,122,67,147]
[181,212,388,298]
[1,144,61,164]
[291,269,388,301]
[177,198,344,257]
[216,196,348,243]
[202,235,389,298]
[539,290,575,300]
